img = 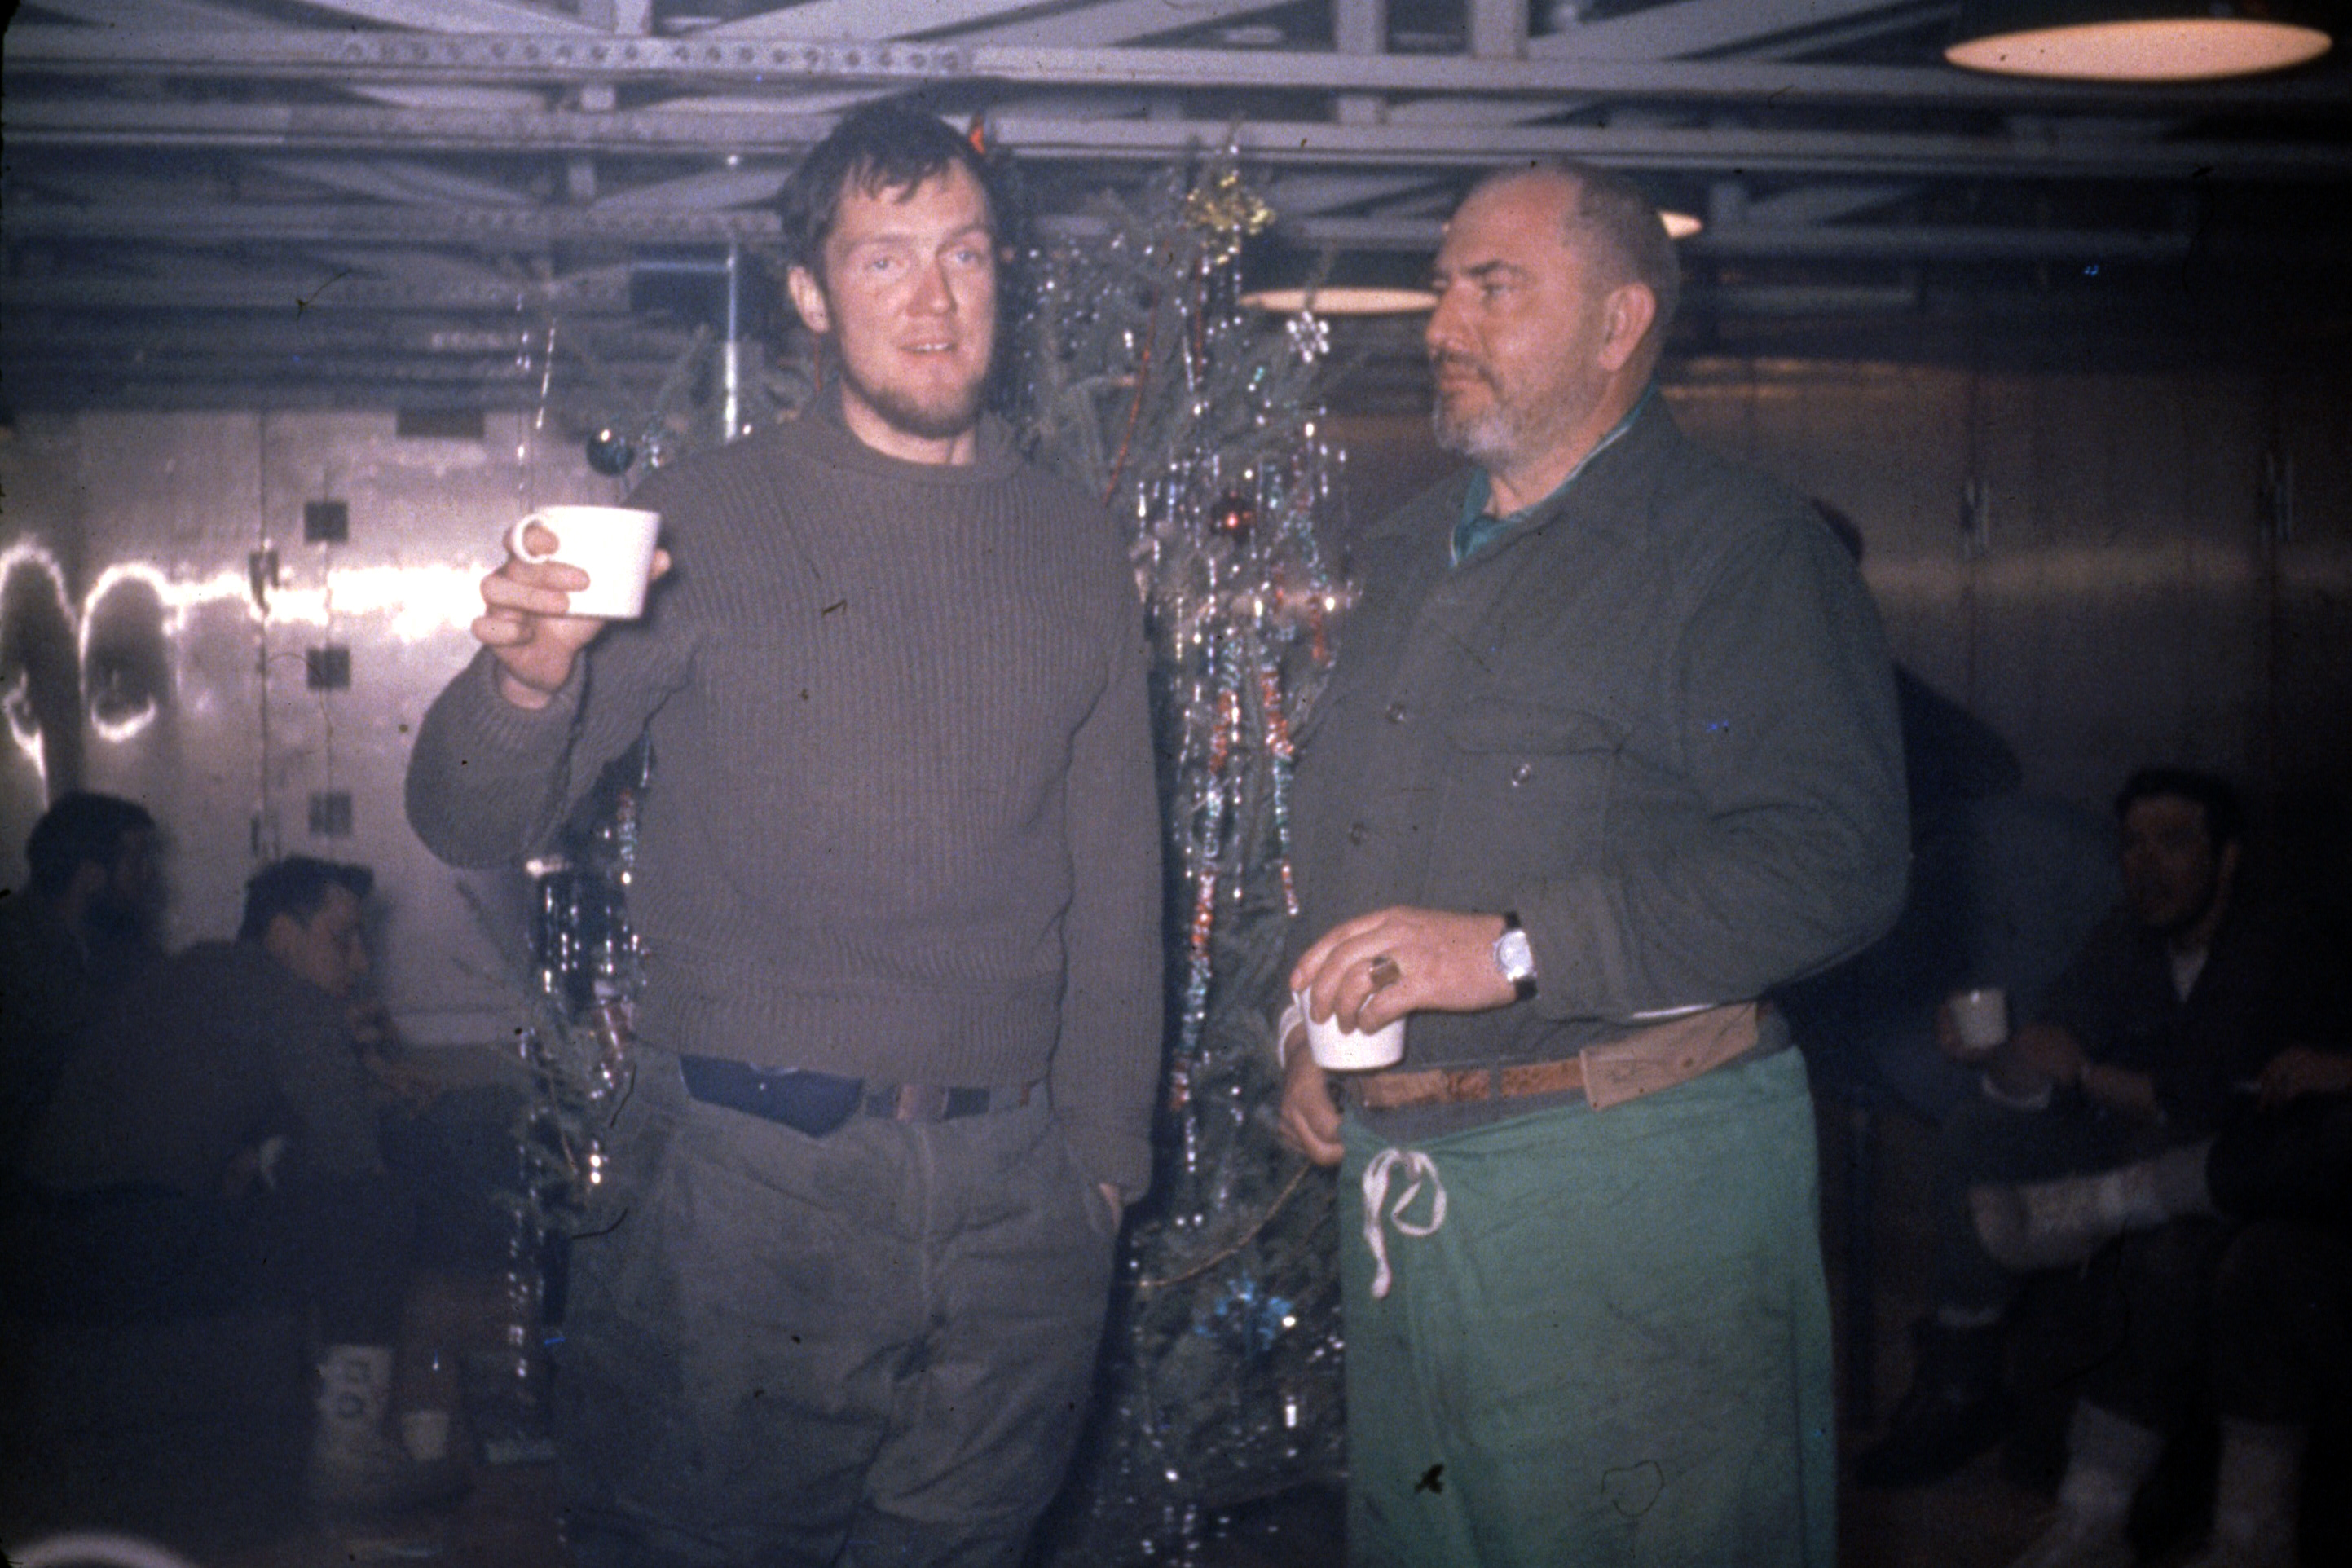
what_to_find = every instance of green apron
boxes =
[1338,1047,1836,1567]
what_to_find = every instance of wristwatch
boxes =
[1492,910,1538,1002]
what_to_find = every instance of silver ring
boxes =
[1367,953,1403,991]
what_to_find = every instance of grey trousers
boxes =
[556,1053,1119,1568]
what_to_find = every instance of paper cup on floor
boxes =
[1297,990,1405,1072]
[1949,986,2010,1057]
[504,505,662,619]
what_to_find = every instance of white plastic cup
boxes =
[399,1407,452,1463]
[504,505,663,619]
[1296,989,1405,1072]
[1949,986,2010,1057]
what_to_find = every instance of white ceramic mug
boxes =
[1949,986,2010,1057]
[1296,989,1406,1072]
[504,505,663,619]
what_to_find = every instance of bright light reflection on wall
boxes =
[68,559,487,644]
[79,561,183,742]
[1,539,75,782]
[1,550,491,747]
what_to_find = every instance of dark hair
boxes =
[1468,160,1682,337]
[238,856,372,943]
[776,102,1008,282]
[25,792,155,896]
[2115,767,2245,851]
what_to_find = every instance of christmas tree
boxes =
[1012,159,1354,1564]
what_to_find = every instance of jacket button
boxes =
[1346,820,1372,846]
[1385,700,1409,724]
[1509,762,1535,787]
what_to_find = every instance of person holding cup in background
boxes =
[1859,768,2350,1568]
[405,104,1160,1567]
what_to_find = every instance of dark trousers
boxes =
[2213,1218,2352,1425]
[556,1055,1118,1568]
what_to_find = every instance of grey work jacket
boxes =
[1288,399,1909,1074]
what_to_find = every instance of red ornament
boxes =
[1211,491,1256,545]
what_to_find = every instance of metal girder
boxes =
[985,116,2352,180]
[11,102,2346,181]
[1,100,836,154]
[701,0,1053,39]
[2,200,779,246]
[1527,0,1938,62]
[278,0,599,32]
[11,27,2348,112]
[1281,214,2213,262]
[1,273,634,312]
[948,0,1283,49]
[258,156,543,206]
[5,26,973,84]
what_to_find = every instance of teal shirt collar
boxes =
[1451,385,1657,568]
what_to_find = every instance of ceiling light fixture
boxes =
[1945,0,2333,81]
[1240,285,1440,315]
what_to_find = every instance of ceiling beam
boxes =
[273,0,601,33]
[11,104,2346,181]
[13,26,2346,112]
[701,0,1054,39]
[1529,0,1936,61]
[1284,215,2229,262]
[18,177,2339,258]
[1,274,634,312]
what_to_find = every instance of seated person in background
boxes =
[0,791,165,1167]
[1860,766,2338,1523]
[1971,1080,2352,1568]
[12,856,461,1511]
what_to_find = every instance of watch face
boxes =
[1495,927,1535,980]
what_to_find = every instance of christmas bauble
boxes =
[1211,491,1257,546]
[586,426,636,477]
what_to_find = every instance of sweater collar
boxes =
[801,378,1023,487]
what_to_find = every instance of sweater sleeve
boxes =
[1519,515,1911,1016]
[1049,562,1165,1200]
[405,584,694,870]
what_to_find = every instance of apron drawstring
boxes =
[1361,1147,1447,1300]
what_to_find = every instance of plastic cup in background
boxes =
[399,1407,452,1464]
[1949,986,2010,1059]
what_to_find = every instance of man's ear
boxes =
[785,265,830,335]
[1596,282,1658,373]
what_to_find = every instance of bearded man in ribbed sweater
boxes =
[406,104,1161,1567]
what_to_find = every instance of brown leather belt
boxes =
[1355,1002,1765,1115]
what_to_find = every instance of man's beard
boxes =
[839,353,990,443]
[1429,360,1512,462]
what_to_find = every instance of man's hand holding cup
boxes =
[476,505,667,710]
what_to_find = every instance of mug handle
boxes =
[504,513,560,563]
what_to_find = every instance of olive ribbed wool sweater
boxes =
[405,394,1163,1193]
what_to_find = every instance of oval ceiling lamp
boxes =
[1945,0,2334,81]
[1239,284,1441,315]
